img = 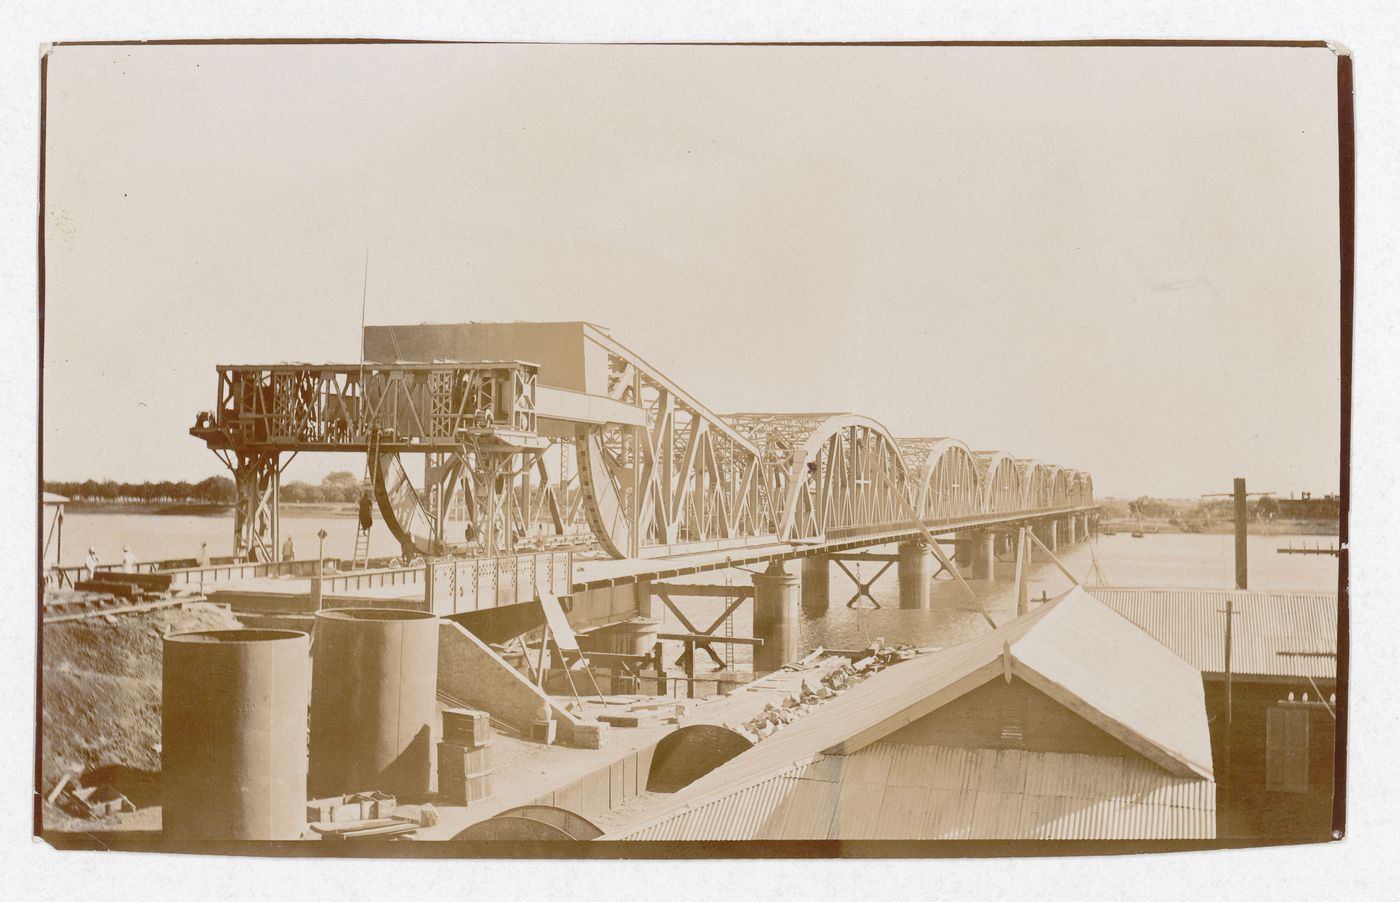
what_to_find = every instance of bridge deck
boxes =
[203,505,1096,615]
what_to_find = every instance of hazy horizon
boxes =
[41,43,1343,499]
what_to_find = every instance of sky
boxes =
[40,42,1342,499]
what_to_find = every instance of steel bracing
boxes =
[192,325,1095,562]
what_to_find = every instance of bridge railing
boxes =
[423,549,574,616]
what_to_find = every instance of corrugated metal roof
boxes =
[1088,587,1338,681]
[604,588,1217,840]
[1009,588,1214,779]
[609,742,1215,841]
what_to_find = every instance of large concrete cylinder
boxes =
[972,532,997,580]
[800,555,830,614]
[954,533,974,567]
[752,562,800,675]
[897,542,933,610]
[309,609,439,799]
[1049,520,1059,552]
[1068,515,1078,545]
[162,629,310,841]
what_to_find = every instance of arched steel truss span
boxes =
[192,324,1095,561]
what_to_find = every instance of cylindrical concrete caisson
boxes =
[162,629,310,841]
[752,562,801,675]
[309,609,439,799]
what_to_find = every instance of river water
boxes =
[57,511,1339,674]
[651,531,1340,672]
[55,510,408,566]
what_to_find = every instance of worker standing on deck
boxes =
[121,544,137,573]
[282,536,295,561]
[197,541,209,567]
[84,547,100,580]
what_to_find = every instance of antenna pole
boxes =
[359,246,370,372]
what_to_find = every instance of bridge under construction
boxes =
[187,321,1098,673]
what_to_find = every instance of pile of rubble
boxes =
[735,642,923,743]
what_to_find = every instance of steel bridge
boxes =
[191,322,1095,566]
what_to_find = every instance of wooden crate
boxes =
[442,707,493,747]
[437,770,493,805]
[437,741,492,778]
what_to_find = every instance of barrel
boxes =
[162,629,310,840]
[308,608,439,799]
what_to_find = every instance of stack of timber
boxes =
[438,708,494,805]
[46,572,187,623]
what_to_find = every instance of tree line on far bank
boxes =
[46,471,366,505]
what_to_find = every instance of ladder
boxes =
[353,431,380,571]
[352,523,372,571]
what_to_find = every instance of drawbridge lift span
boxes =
[191,322,1096,568]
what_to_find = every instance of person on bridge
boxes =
[84,547,100,580]
[358,493,374,531]
[282,536,295,561]
[121,544,137,573]
[197,541,209,567]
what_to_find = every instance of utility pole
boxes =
[1232,477,1248,590]
[1202,478,1273,591]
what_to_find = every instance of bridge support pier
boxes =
[1068,516,1077,545]
[230,450,281,563]
[971,531,997,580]
[801,555,830,615]
[897,542,933,610]
[1049,520,1059,552]
[752,560,800,675]
[953,534,974,568]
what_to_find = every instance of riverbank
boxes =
[64,501,357,517]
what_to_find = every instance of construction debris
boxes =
[735,644,928,743]
[310,817,419,841]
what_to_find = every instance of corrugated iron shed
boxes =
[603,587,1216,841]
[610,742,1216,841]
[1088,587,1338,682]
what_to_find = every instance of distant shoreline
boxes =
[1099,518,1339,537]
[62,501,357,518]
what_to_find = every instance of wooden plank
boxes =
[44,596,187,623]
[658,632,763,646]
[1026,529,1081,588]
[538,592,580,653]
[650,583,754,598]
[829,552,900,563]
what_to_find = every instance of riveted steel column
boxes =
[752,560,800,675]
[801,555,830,614]
[162,629,310,840]
[897,541,933,610]
[309,609,439,799]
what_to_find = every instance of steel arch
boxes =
[898,437,984,522]
[1017,459,1055,511]
[727,414,914,543]
[977,451,1022,514]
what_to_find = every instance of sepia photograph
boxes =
[34,38,1348,858]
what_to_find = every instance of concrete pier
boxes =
[971,531,997,580]
[801,555,830,614]
[1068,515,1078,545]
[752,560,800,675]
[954,533,974,567]
[897,541,933,610]
[1049,520,1059,552]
